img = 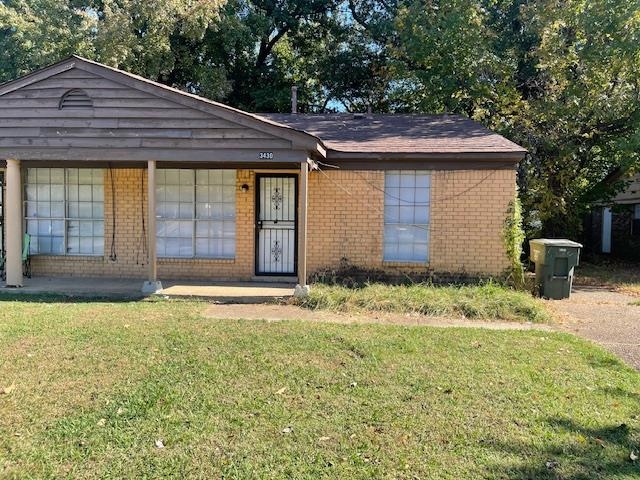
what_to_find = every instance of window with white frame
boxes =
[156,169,236,258]
[384,170,430,262]
[25,168,104,255]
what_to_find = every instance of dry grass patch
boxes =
[576,261,640,296]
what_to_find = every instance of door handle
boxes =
[257,220,263,229]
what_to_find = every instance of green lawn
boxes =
[296,283,550,323]
[1,296,639,479]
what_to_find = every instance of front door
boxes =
[256,175,297,275]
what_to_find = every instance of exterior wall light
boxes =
[241,183,250,192]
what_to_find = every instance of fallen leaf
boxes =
[116,407,125,416]
[630,450,638,462]
[282,426,293,434]
[155,439,165,449]
[1,384,15,395]
[545,460,558,469]
[319,436,331,441]
[276,387,287,395]
[96,418,106,427]
[350,382,358,388]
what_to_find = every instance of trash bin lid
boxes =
[529,238,583,248]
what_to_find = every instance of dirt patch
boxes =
[548,285,640,369]
[203,303,552,331]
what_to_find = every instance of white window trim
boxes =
[156,169,236,259]
[383,170,431,263]
[24,168,105,256]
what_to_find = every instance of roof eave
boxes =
[325,150,527,162]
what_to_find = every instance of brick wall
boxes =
[31,168,256,280]
[429,168,516,275]
[307,168,516,277]
[29,165,516,280]
[307,170,384,271]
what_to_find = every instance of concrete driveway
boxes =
[550,286,640,369]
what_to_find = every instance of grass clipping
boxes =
[297,283,550,323]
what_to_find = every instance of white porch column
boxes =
[295,160,309,294]
[5,159,23,287]
[142,160,162,294]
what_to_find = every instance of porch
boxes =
[0,276,294,301]
[0,56,321,292]
[2,162,312,292]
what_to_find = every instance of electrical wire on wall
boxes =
[108,164,117,262]
[136,169,147,266]
[313,160,511,235]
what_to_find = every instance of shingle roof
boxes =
[259,113,526,156]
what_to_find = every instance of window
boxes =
[25,168,104,255]
[156,169,236,258]
[384,170,430,262]
[633,204,640,237]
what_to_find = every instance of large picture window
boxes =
[156,169,236,258]
[384,170,430,262]
[25,168,104,255]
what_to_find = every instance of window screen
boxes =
[25,168,104,255]
[383,171,430,262]
[156,169,236,258]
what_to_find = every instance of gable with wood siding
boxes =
[0,57,322,164]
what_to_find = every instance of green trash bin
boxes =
[529,239,583,299]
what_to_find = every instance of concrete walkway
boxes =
[0,276,294,301]
[549,286,640,369]
[204,303,554,331]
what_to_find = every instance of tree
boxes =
[0,0,96,83]
[388,0,640,239]
[0,0,224,83]
[501,0,640,237]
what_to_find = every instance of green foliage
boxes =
[0,0,96,83]
[503,193,526,289]
[507,0,640,237]
[392,0,518,118]
[0,0,224,83]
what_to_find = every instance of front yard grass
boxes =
[296,282,550,323]
[1,296,639,478]
[576,260,640,296]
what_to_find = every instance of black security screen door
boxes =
[255,175,297,275]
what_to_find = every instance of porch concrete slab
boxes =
[1,276,144,298]
[160,281,295,302]
[0,277,294,302]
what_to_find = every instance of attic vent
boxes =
[59,89,93,109]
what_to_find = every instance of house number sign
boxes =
[258,152,274,160]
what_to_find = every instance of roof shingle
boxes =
[258,113,526,156]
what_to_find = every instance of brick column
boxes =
[5,159,23,287]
